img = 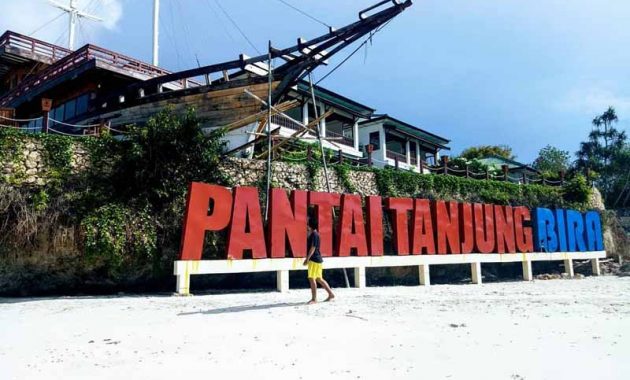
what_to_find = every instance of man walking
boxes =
[303,220,335,304]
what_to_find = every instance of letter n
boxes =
[269,189,307,258]
[227,187,267,259]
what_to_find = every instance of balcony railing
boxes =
[0,34,200,106]
[0,31,72,64]
[271,114,303,132]
[325,129,354,147]
[386,149,407,163]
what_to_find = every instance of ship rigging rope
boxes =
[49,118,101,128]
[275,0,331,29]
[316,20,392,85]
[28,11,66,37]
[213,0,262,55]
[0,115,43,122]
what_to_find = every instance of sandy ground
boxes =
[1,277,629,380]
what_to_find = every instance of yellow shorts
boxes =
[307,261,323,279]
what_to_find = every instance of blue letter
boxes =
[554,209,568,252]
[566,210,587,252]
[584,211,604,251]
[533,208,558,252]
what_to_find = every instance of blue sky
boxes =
[2,0,629,163]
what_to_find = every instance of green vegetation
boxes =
[532,145,570,177]
[459,144,515,160]
[575,107,629,208]
[0,109,601,295]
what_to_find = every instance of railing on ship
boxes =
[0,34,200,106]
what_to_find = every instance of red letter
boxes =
[513,207,534,253]
[226,187,267,259]
[474,204,495,253]
[434,201,460,254]
[411,199,435,255]
[309,191,341,256]
[366,196,384,256]
[386,197,413,255]
[180,182,232,260]
[269,189,307,258]
[460,203,474,254]
[337,194,369,256]
[494,205,516,253]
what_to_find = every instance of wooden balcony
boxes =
[386,149,407,163]
[0,32,200,106]
[325,129,354,147]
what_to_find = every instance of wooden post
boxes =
[419,157,424,173]
[419,264,430,286]
[41,98,52,134]
[307,145,312,161]
[366,144,373,167]
[394,156,399,170]
[559,170,565,186]
[485,169,490,180]
[338,149,343,164]
[465,164,470,178]
[501,164,509,181]
[442,155,449,175]
[521,172,527,184]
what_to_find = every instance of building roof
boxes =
[359,114,451,150]
[295,82,375,118]
[477,154,539,173]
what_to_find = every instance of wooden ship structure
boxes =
[0,0,416,161]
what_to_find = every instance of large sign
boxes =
[179,182,604,260]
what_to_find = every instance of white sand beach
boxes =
[1,277,629,380]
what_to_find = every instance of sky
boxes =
[1,0,629,164]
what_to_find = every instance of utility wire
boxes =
[276,0,331,29]
[213,0,261,55]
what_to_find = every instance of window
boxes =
[385,133,406,155]
[52,105,64,121]
[369,132,380,150]
[409,141,418,164]
[285,106,303,123]
[325,112,355,146]
[64,98,77,120]
[76,94,89,116]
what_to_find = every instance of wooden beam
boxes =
[221,100,299,132]
[256,109,333,159]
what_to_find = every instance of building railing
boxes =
[325,129,354,147]
[270,114,303,132]
[0,34,200,106]
[386,149,407,163]
[0,31,72,63]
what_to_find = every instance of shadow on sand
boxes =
[178,301,305,316]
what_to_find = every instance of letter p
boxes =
[179,182,233,260]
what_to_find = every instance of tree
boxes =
[532,145,570,176]
[575,107,628,207]
[459,145,515,160]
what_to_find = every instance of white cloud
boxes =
[557,87,630,117]
[0,0,122,48]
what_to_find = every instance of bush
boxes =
[82,204,156,275]
[562,175,591,206]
